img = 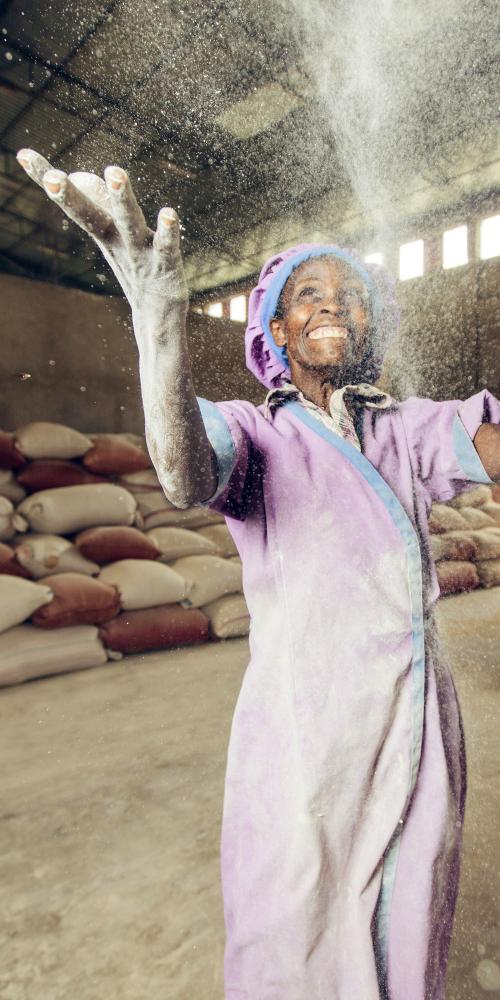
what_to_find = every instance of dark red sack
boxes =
[0,431,26,470]
[99,604,210,653]
[18,460,106,492]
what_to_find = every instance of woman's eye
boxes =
[343,288,365,303]
[297,286,321,299]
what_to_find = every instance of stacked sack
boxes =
[429,484,500,595]
[0,422,249,687]
[2,420,499,686]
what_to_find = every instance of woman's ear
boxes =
[270,318,286,347]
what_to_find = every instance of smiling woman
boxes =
[269,256,373,410]
[13,141,500,999]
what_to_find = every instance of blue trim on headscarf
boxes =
[260,246,377,365]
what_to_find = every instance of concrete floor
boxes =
[0,589,499,1000]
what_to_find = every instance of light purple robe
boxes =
[197,388,499,1000]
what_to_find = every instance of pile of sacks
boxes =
[430,484,500,594]
[0,422,249,687]
[0,421,499,688]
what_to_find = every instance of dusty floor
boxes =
[0,588,499,1000]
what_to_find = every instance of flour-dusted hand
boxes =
[16,149,188,331]
[16,148,217,507]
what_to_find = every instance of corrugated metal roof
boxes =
[0,0,498,294]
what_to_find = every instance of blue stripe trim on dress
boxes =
[196,398,237,503]
[287,400,426,988]
[453,413,493,484]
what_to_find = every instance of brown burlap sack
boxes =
[31,573,120,629]
[99,604,210,653]
[436,560,480,595]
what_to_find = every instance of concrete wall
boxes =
[384,259,500,400]
[0,274,262,434]
[0,261,499,434]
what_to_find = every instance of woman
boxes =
[17,149,500,999]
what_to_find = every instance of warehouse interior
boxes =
[0,0,499,997]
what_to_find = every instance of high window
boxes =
[229,295,247,322]
[364,252,384,266]
[206,302,223,318]
[399,240,424,281]
[479,215,500,260]
[442,225,468,269]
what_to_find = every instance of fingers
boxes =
[43,170,115,240]
[69,171,111,213]
[16,148,54,189]
[104,166,149,247]
[17,149,116,241]
[153,207,182,262]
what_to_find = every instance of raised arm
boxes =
[16,149,218,508]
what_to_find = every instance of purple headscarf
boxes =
[245,242,400,390]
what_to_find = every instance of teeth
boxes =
[309,326,348,340]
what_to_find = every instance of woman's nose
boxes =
[320,294,343,314]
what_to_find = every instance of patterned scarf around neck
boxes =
[264,381,395,451]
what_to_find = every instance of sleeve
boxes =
[195,398,255,519]
[399,389,500,504]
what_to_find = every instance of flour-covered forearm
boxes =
[139,335,217,506]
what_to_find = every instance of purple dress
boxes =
[197,387,499,1000]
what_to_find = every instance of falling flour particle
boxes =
[476,959,500,991]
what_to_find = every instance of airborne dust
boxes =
[2,2,499,995]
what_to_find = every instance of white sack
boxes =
[98,559,187,610]
[475,558,500,588]
[14,534,99,579]
[15,422,92,460]
[459,507,496,529]
[196,524,238,558]
[0,623,107,686]
[202,593,250,639]
[0,496,28,541]
[118,469,162,492]
[0,576,53,634]
[172,554,243,608]
[135,490,175,516]
[146,526,217,561]
[87,431,146,450]
[468,529,500,560]
[0,470,26,504]
[482,503,500,527]
[449,485,492,509]
[17,484,137,534]
[430,504,468,532]
[144,507,224,531]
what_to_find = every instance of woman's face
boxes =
[270,256,371,377]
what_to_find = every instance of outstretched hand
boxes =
[16,149,188,330]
